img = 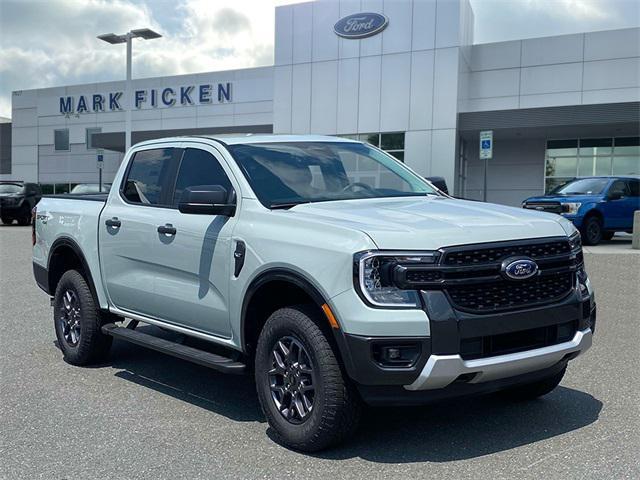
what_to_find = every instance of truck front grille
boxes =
[523,202,563,214]
[392,237,581,314]
[447,272,574,312]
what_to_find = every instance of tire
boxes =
[255,305,361,452]
[1,217,13,225]
[53,270,112,365]
[581,215,603,245]
[500,367,566,401]
[17,206,31,226]
[602,231,615,241]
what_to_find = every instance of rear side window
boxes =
[122,148,176,206]
[173,148,233,206]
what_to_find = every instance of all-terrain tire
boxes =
[255,305,361,452]
[53,270,112,365]
[581,215,603,245]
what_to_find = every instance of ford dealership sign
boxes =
[334,12,388,39]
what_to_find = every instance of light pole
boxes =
[97,28,162,152]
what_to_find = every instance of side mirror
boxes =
[607,191,623,201]
[425,176,449,195]
[178,185,236,216]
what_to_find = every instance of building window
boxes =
[86,127,102,150]
[54,129,70,151]
[340,132,405,162]
[544,137,640,192]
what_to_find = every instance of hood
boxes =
[287,196,572,250]
[525,194,602,204]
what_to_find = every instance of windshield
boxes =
[552,178,609,195]
[227,141,437,208]
[0,184,23,194]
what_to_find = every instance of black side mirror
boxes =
[178,185,236,216]
[425,176,449,195]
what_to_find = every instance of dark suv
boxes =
[0,182,42,225]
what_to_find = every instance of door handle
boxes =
[157,224,177,235]
[105,217,121,228]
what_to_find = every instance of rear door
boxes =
[99,146,181,317]
[151,144,238,338]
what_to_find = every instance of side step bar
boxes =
[101,323,246,374]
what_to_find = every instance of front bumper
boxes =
[405,328,591,391]
[334,286,596,405]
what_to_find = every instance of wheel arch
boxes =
[240,268,335,357]
[47,236,100,306]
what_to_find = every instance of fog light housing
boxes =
[372,343,421,368]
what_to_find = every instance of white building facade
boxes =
[5,0,639,205]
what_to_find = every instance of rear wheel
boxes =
[255,305,361,451]
[500,367,566,401]
[581,215,603,245]
[53,270,112,365]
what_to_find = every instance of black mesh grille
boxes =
[443,240,570,266]
[447,273,574,312]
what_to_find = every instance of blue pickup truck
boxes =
[523,176,639,245]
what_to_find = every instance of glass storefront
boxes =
[340,132,405,162]
[544,137,640,192]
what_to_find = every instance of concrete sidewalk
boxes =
[583,234,640,255]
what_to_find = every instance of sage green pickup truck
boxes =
[32,135,595,451]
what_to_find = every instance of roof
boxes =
[133,134,359,148]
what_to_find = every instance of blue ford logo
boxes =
[502,258,539,280]
[334,12,388,39]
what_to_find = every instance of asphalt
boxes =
[1,225,638,480]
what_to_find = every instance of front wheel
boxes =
[255,305,361,452]
[1,217,13,225]
[581,215,603,245]
[53,270,112,365]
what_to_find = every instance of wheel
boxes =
[17,206,31,226]
[53,270,112,365]
[255,305,361,451]
[581,215,603,245]
[602,231,615,241]
[1,217,13,225]
[500,367,566,401]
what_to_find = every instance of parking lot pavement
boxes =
[1,224,639,480]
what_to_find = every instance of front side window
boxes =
[122,148,175,206]
[608,180,630,197]
[227,141,436,208]
[173,148,233,206]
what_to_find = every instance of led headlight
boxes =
[355,251,438,308]
[568,231,582,252]
[561,202,581,215]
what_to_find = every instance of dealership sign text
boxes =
[59,82,232,115]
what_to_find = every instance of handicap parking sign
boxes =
[480,131,493,160]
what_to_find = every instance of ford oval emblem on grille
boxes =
[334,12,388,39]
[502,258,539,280]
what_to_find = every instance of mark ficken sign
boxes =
[59,82,232,115]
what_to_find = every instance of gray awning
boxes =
[92,124,273,152]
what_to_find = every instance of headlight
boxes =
[354,251,438,308]
[568,231,582,252]
[561,202,581,215]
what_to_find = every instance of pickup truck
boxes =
[32,135,596,451]
[523,176,640,245]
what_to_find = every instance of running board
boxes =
[101,323,246,374]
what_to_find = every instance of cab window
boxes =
[173,148,233,206]
[122,148,177,206]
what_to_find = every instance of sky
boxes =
[0,0,639,118]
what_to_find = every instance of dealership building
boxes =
[3,0,639,205]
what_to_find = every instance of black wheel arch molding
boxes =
[42,236,102,307]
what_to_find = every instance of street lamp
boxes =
[97,28,162,152]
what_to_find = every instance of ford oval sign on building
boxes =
[334,12,388,39]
